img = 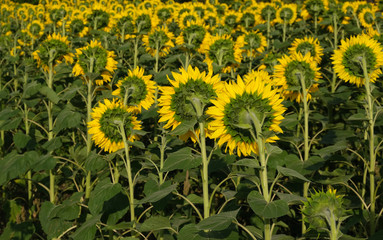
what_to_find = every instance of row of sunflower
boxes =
[1,0,383,239]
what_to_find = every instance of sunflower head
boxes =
[87,3,112,31]
[239,10,256,30]
[304,0,325,17]
[88,98,142,153]
[32,33,73,72]
[302,188,347,234]
[223,10,240,29]
[142,26,175,57]
[156,6,174,24]
[332,34,383,87]
[358,7,376,29]
[237,31,267,57]
[289,36,324,63]
[274,53,321,103]
[68,17,89,37]
[24,20,45,39]
[176,21,207,51]
[72,40,118,85]
[276,4,297,25]
[204,11,219,29]
[158,66,222,141]
[200,34,242,73]
[112,67,156,113]
[114,13,135,39]
[207,72,286,156]
[258,3,277,23]
[135,10,158,34]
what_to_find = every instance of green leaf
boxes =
[23,81,41,99]
[162,147,201,172]
[84,150,106,172]
[139,183,177,204]
[197,209,240,231]
[42,137,62,152]
[248,191,289,219]
[313,141,348,158]
[170,120,196,135]
[140,216,171,232]
[0,222,35,240]
[178,223,239,240]
[71,214,101,240]
[275,192,306,204]
[40,86,60,104]
[277,166,310,182]
[53,107,82,133]
[186,194,203,205]
[88,179,129,225]
[231,158,260,168]
[0,108,22,130]
[13,132,32,149]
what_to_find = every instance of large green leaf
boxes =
[140,216,171,232]
[84,150,107,172]
[39,86,59,104]
[71,214,101,240]
[170,120,196,135]
[178,223,239,240]
[0,222,35,240]
[196,209,240,231]
[0,108,22,130]
[53,107,82,133]
[277,166,310,182]
[248,191,289,219]
[13,132,32,149]
[162,147,201,172]
[88,179,129,225]
[139,183,177,204]
[42,137,62,152]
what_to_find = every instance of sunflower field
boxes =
[1,0,383,239]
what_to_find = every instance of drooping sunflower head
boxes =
[304,0,325,17]
[88,98,142,153]
[239,10,257,31]
[365,28,383,46]
[200,34,242,73]
[274,53,321,103]
[257,3,277,24]
[112,67,156,113]
[276,4,298,25]
[342,2,358,16]
[223,10,240,29]
[86,2,113,32]
[176,20,207,51]
[158,66,222,141]
[236,31,267,57]
[142,26,175,57]
[24,20,45,39]
[156,6,174,24]
[207,73,286,157]
[302,188,347,234]
[68,17,89,37]
[178,10,200,29]
[72,40,118,86]
[32,33,73,72]
[135,9,158,34]
[332,34,383,87]
[204,11,219,29]
[113,12,135,39]
[289,36,324,63]
[358,7,376,29]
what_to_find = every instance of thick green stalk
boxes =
[329,212,338,240]
[85,57,95,199]
[267,12,271,49]
[283,20,287,42]
[199,122,209,219]
[119,123,135,224]
[331,13,338,94]
[133,36,139,70]
[47,60,55,203]
[159,131,166,185]
[300,73,310,235]
[361,56,376,234]
[314,14,318,35]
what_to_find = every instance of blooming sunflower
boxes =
[178,10,200,29]
[276,4,298,25]
[274,53,321,103]
[24,20,45,39]
[32,33,74,72]
[304,0,325,18]
[332,34,383,87]
[200,34,242,73]
[358,7,376,29]
[239,10,257,31]
[135,9,159,34]
[112,67,156,113]
[175,19,207,53]
[204,11,219,30]
[157,66,222,141]
[72,40,118,86]
[88,98,142,153]
[113,11,136,41]
[289,36,324,63]
[206,73,286,157]
[86,2,114,32]
[257,3,277,25]
[142,26,175,57]
[236,31,267,57]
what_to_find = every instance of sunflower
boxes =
[156,6,175,25]
[257,3,277,25]
[236,31,267,58]
[200,34,242,73]
[157,66,222,141]
[304,0,325,18]
[112,11,136,40]
[332,34,383,87]
[365,28,383,45]
[24,20,45,39]
[67,17,89,37]
[358,7,376,29]
[112,67,156,113]
[142,26,175,57]
[223,10,240,29]
[239,10,257,31]
[32,33,74,72]
[178,10,200,29]
[88,98,142,153]
[72,40,118,86]
[204,11,219,30]
[135,9,159,34]
[206,73,286,157]
[289,36,324,63]
[175,19,207,53]
[86,2,114,32]
[273,53,321,103]
[276,4,298,25]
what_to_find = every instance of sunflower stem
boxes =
[118,122,136,226]
[329,211,339,240]
[361,56,376,235]
[85,57,95,200]
[47,58,55,204]
[267,12,271,49]
[199,121,210,219]
[283,20,287,42]
[133,36,139,70]
[299,72,310,235]
[314,13,318,35]
[159,129,166,185]
[352,10,361,29]
[249,112,271,240]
